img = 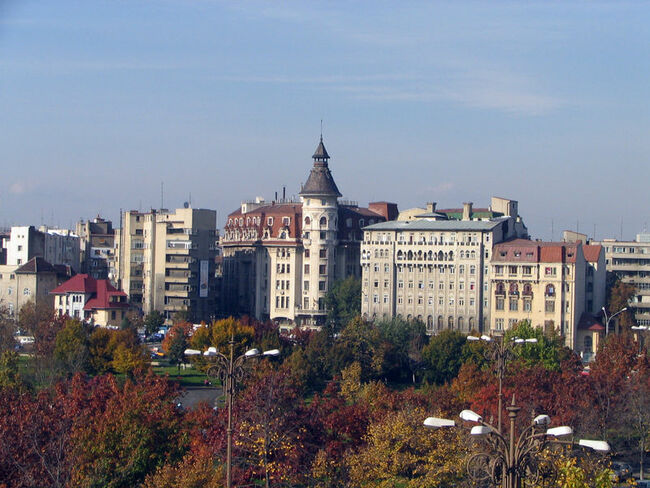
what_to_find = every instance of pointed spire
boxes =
[312,136,330,162]
[300,135,341,198]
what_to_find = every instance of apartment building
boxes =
[116,206,218,322]
[76,216,115,280]
[221,137,397,327]
[5,226,80,271]
[489,239,606,354]
[595,233,650,327]
[360,199,528,334]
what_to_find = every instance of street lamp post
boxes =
[467,334,537,434]
[424,396,610,488]
[602,306,628,336]
[185,337,279,488]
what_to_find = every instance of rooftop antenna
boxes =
[189,192,192,207]
[320,119,323,141]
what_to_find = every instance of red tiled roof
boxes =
[493,239,579,263]
[50,274,128,310]
[50,274,97,294]
[84,280,128,310]
[583,245,603,263]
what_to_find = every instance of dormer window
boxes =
[359,219,365,228]
[283,217,290,226]
[267,217,274,226]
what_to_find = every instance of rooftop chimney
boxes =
[462,202,473,221]
[426,202,436,212]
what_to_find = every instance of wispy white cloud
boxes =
[9,182,31,195]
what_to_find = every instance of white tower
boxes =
[299,137,342,326]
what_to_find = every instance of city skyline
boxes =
[1,1,649,240]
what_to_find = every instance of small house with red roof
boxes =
[51,274,129,327]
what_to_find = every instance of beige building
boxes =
[222,137,397,327]
[4,225,80,271]
[76,216,115,280]
[594,233,650,328]
[489,239,606,357]
[116,206,218,322]
[0,257,70,317]
[361,199,528,334]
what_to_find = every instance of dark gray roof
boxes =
[299,138,342,197]
[312,137,330,160]
[15,257,57,274]
[363,218,508,232]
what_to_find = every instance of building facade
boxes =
[116,207,218,322]
[51,274,129,327]
[5,226,80,271]
[488,239,606,353]
[0,257,72,317]
[221,137,397,327]
[361,199,528,334]
[595,233,650,327]
[76,217,115,280]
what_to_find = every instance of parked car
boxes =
[611,462,632,482]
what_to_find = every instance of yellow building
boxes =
[489,239,605,356]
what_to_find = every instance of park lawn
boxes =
[152,362,215,387]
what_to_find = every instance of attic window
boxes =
[500,252,507,257]
[526,252,533,257]
[267,217,274,226]
[283,217,290,226]
[514,251,521,257]
[567,252,574,257]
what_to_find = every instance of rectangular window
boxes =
[496,297,505,311]
[545,300,555,313]
[495,318,504,330]
[373,294,379,303]
[304,249,310,258]
[384,280,389,288]
[384,264,389,273]
[304,297,309,309]
[417,296,423,305]
[398,280,404,289]
[374,280,379,288]
[319,281,326,291]
[304,281,309,291]
[304,264,310,274]
[508,266,517,275]
[509,298,518,311]
[439,297,444,305]
[408,281,414,289]
[523,299,531,312]
[383,294,389,304]
[319,249,327,258]
[319,265,327,275]
[495,265,504,275]
[523,266,532,276]
[545,267,556,276]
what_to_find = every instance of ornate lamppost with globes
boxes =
[467,333,538,434]
[424,396,610,488]
[185,337,279,488]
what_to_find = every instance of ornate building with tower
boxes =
[221,137,397,327]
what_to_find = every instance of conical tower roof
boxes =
[299,137,342,197]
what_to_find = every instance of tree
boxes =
[144,310,165,336]
[324,276,361,332]
[333,316,386,382]
[0,304,16,353]
[0,351,21,390]
[421,330,467,384]
[163,323,192,375]
[375,317,428,383]
[53,319,91,376]
[607,278,637,330]
[504,320,571,372]
[345,406,468,487]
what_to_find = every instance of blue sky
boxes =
[1,1,648,240]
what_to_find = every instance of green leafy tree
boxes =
[375,317,428,383]
[0,350,21,390]
[163,323,191,375]
[144,310,165,336]
[504,320,570,371]
[333,316,385,382]
[53,319,91,376]
[0,304,16,353]
[421,330,467,385]
[325,276,361,332]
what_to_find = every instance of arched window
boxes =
[546,284,555,296]
[448,251,454,260]
[319,216,327,227]
[417,250,423,260]
[438,251,444,261]
[427,315,433,331]
[407,314,413,321]
[374,249,379,258]
[458,317,464,331]
[469,317,475,330]
[428,251,433,260]
[397,250,403,260]
[470,250,476,259]
[496,283,505,294]
[509,283,519,295]
[437,315,444,330]
[523,284,532,296]
[359,219,365,227]
[448,316,454,329]
[305,216,311,225]
[407,251,413,260]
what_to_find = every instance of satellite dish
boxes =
[183,202,189,208]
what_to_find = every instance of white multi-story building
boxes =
[221,137,397,327]
[595,233,650,327]
[360,199,528,334]
[5,226,80,271]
